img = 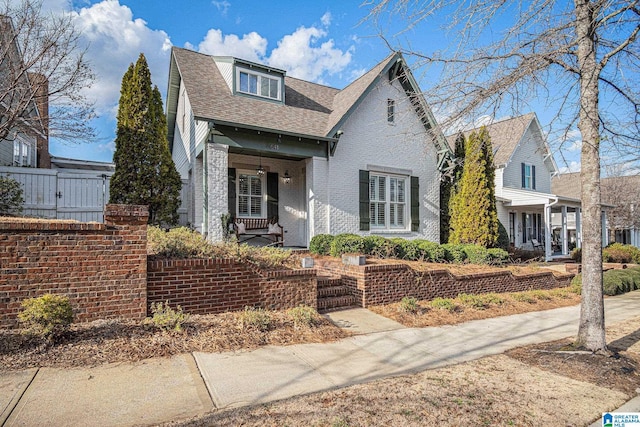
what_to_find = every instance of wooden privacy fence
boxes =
[0,166,189,224]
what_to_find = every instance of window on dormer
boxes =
[237,68,281,101]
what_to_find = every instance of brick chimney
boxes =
[28,72,50,169]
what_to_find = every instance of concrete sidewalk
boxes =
[2,291,639,426]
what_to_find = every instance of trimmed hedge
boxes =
[311,233,508,265]
[603,243,640,264]
[572,266,640,296]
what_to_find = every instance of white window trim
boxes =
[523,163,534,190]
[235,67,282,101]
[13,133,33,167]
[236,169,267,218]
[369,172,409,231]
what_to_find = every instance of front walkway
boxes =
[2,291,639,425]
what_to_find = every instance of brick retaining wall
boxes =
[316,259,574,307]
[147,258,317,314]
[0,205,148,328]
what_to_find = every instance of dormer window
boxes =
[236,67,281,101]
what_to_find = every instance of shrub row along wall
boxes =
[0,205,148,329]
[147,258,317,314]
[315,260,574,307]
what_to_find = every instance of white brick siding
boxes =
[324,76,440,242]
[205,143,229,241]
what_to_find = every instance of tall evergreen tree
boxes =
[439,133,465,243]
[449,127,498,247]
[109,53,181,225]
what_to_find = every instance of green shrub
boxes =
[399,296,419,313]
[512,292,537,304]
[461,244,490,264]
[430,297,456,311]
[18,294,74,341]
[495,221,510,251]
[441,244,467,263]
[287,305,321,328]
[570,248,582,262]
[604,243,640,264]
[146,301,190,332]
[147,226,213,258]
[239,307,272,331]
[570,274,582,294]
[0,176,24,216]
[487,248,509,264]
[457,293,503,309]
[603,269,636,296]
[329,234,365,257]
[418,241,446,262]
[309,234,335,255]
[529,290,552,300]
[363,235,389,257]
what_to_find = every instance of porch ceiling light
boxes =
[257,155,265,177]
[283,170,291,184]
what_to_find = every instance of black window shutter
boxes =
[228,168,236,218]
[267,172,279,220]
[521,163,525,188]
[532,165,536,190]
[411,176,420,232]
[522,213,527,243]
[359,170,370,231]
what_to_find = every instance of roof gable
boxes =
[446,113,557,174]
[166,47,450,165]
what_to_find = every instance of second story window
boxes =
[521,163,536,190]
[387,99,395,123]
[237,68,281,101]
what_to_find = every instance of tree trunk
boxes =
[574,0,606,352]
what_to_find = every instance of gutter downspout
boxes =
[544,196,559,262]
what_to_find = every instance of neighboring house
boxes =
[448,113,583,259]
[553,172,639,248]
[0,16,50,169]
[166,47,450,246]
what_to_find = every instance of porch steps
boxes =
[317,275,357,312]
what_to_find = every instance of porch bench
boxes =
[233,218,283,247]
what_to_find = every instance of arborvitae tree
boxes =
[449,127,498,247]
[439,132,465,243]
[109,53,181,225]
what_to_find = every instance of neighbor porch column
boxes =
[575,207,582,249]
[602,210,609,247]
[562,205,568,255]
[206,143,229,242]
[544,204,552,261]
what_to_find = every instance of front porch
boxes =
[190,125,334,247]
[499,188,587,261]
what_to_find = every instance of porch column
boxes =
[602,210,609,247]
[575,207,582,249]
[562,205,568,255]
[306,156,330,243]
[544,204,552,261]
[206,143,229,242]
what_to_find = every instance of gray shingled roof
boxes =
[446,113,537,167]
[171,47,399,139]
[552,172,640,204]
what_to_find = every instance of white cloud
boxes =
[559,161,581,174]
[212,0,231,16]
[267,26,352,82]
[192,17,353,84]
[321,12,332,27]
[71,0,172,116]
[196,29,267,63]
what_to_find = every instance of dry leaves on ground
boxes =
[168,316,640,427]
[0,311,349,371]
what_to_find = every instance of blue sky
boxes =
[44,0,583,172]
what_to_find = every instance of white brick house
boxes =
[165,48,449,246]
[449,113,588,260]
